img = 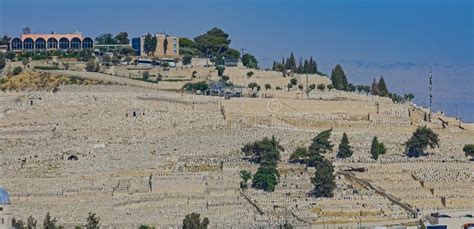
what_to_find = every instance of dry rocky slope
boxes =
[0,68,473,228]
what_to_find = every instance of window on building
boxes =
[11,38,22,50]
[23,38,34,50]
[59,38,70,49]
[35,38,46,50]
[47,38,58,49]
[71,38,81,49]
[82,37,93,49]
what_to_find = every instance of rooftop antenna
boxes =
[429,69,433,122]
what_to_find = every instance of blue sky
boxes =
[1,0,473,121]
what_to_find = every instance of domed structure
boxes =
[0,187,9,205]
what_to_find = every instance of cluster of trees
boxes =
[183,81,209,92]
[179,28,258,68]
[272,53,318,74]
[12,212,100,229]
[241,136,284,192]
[95,32,130,45]
[289,129,336,197]
[370,136,387,160]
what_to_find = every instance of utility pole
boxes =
[429,70,433,122]
[240,48,245,58]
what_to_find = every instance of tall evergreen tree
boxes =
[297,58,304,73]
[272,61,277,70]
[336,133,353,159]
[308,129,334,156]
[310,159,336,197]
[309,57,317,74]
[330,64,348,90]
[378,76,388,96]
[303,59,309,73]
[286,53,297,72]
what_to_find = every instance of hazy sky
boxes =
[1,0,473,121]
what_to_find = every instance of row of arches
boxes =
[10,37,93,50]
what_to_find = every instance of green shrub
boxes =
[12,66,22,75]
[34,66,60,70]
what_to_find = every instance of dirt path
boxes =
[43,70,160,90]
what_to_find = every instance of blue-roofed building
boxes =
[0,186,12,229]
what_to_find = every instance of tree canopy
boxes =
[242,136,283,166]
[95,33,117,45]
[463,144,474,157]
[330,64,348,90]
[85,212,100,229]
[336,133,353,159]
[405,126,439,157]
[115,32,129,45]
[310,159,336,198]
[242,53,258,69]
[143,33,157,56]
[308,129,334,156]
[252,165,280,192]
[183,213,209,229]
[194,27,231,57]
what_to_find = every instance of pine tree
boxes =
[336,133,353,159]
[310,159,336,197]
[378,76,388,96]
[330,64,348,90]
[308,129,333,156]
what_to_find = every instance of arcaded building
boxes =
[10,33,93,51]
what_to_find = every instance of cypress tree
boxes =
[331,64,348,90]
[336,133,353,159]
[286,53,297,72]
[303,59,309,73]
[370,136,380,160]
[297,58,304,73]
[310,159,336,197]
[272,61,277,71]
[378,76,388,96]
[309,57,317,74]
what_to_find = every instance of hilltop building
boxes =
[0,187,11,229]
[132,33,179,58]
[9,29,93,51]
